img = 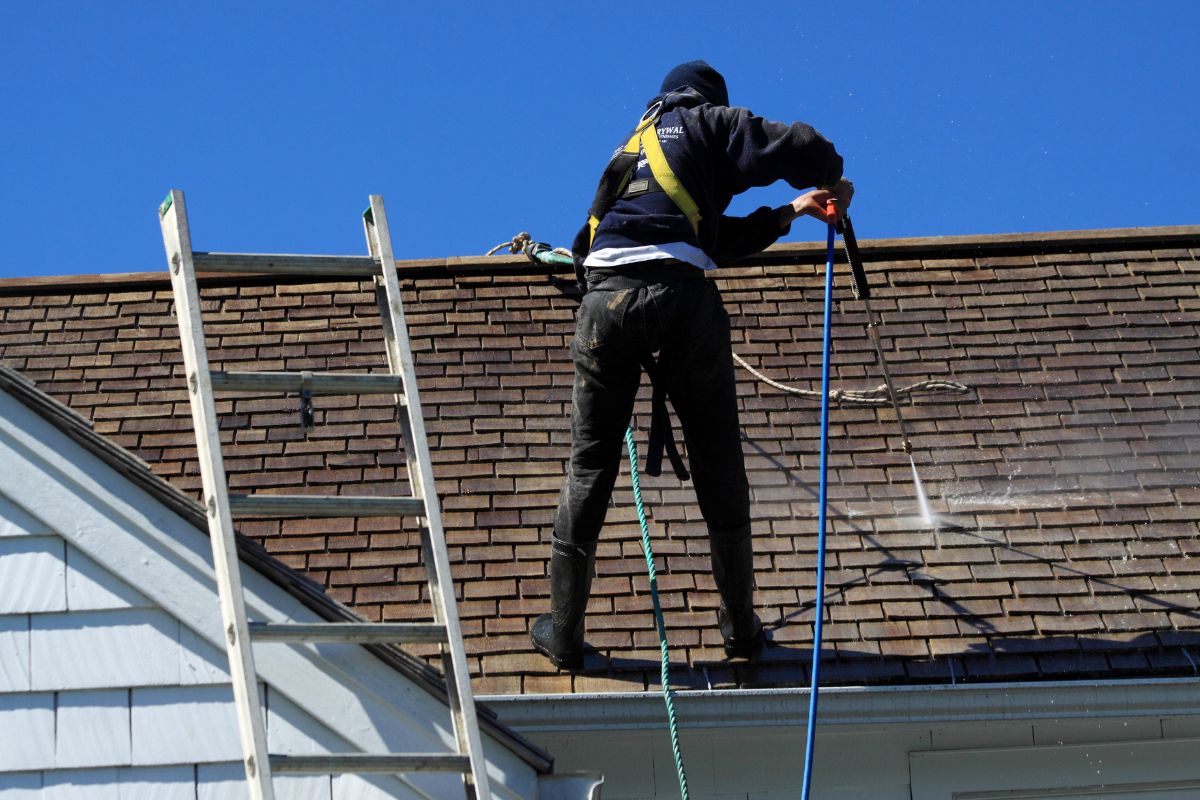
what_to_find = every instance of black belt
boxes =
[585,258,704,292]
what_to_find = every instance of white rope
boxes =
[732,352,971,405]
[486,232,574,261]
[484,232,973,405]
[485,231,533,257]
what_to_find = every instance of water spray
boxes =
[802,206,938,799]
[837,215,935,526]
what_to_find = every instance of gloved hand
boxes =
[829,177,855,212]
[779,178,854,227]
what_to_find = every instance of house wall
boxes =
[501,690,1200,799]
[0,392,544,799]
[0,496,441,798]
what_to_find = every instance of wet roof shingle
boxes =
[3,225,1199,694]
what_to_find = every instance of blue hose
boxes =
[801,220,837,800]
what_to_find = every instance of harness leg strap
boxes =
[640,354,690,481]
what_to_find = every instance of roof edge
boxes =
[759,223,1200,262]
[4,224,1198,295]
[481,676,1200,733]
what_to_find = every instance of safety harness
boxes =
[576,102,705,481]
[585,100,702,246]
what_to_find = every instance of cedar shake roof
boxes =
[2,225,1199,695]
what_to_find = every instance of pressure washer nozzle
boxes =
[901,440,913,455]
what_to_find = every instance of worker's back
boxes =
[588,85,843,265]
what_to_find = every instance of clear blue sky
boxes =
[2,2,1196,278]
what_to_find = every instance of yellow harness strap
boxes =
[588,112,702,245]
[588,132,643,245]
[639,124,702,239]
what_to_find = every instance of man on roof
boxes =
[531,60,853,670]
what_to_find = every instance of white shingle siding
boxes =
[0,393,546,800]
[267,687,460,799]
[277,774,335,800]
[266,689,429,799]
[31,608,181,691]
[0,614,30,691]
[55,690,132,769]
[130,684,243,765]
[0,772,41,796]
[42,768,120,799]
[335,774,426,800]
[0,492,50,537]
[66,544,152,611]
[266,690,345,800]
[179,626,231,685]
[333,777,436,800]
[0,693,54,771]
[115,765,195,800]
[196,762,245,800]
[268,688,348,755]
[0,535,66,613]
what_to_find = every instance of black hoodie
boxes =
[583,88,844,266]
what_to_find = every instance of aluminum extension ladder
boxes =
[158,190,492,800]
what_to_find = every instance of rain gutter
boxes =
[480,678,1200,733]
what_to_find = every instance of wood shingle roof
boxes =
[3,225,1198,695]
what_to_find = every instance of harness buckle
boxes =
[638,101,664,130]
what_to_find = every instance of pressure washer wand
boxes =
[838,215,916,455]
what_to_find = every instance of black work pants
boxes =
[553,270,751,549]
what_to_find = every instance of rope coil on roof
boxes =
[485,231,533,257]
[495,234,975,405]
[732,353,972,405]
[485,233,575,263]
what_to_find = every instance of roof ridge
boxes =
[3,224,1197,295]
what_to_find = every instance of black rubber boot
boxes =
[711,534,765,660]
[530,537,596,671]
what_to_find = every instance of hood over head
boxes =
[658,60,728,107]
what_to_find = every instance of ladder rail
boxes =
[161,190,493,800]
[365,195,494,800]
[159,190,275,800]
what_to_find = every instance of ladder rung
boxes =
[250,622,447,644]
[269,753,471,775]
[228,494,425,518]
[212,370,404,395]
[193,252,379,277]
